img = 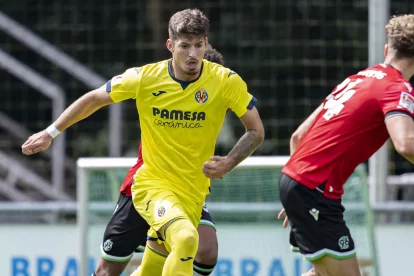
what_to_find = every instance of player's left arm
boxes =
[224,106,264,168]
[290,103,323,155]
[202,73,264,180]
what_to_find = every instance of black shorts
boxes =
[279,173,356,261]
[101,193,216,261]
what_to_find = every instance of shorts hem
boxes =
[148,245,168,258]
[149,215,187,236]
[290,245,300,253]
[303,248,357,261]
[199,219,216,231]
[135,245,146,252]
[100,246,133,263]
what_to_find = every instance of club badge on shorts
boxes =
[158,206,166,217]
[103,239,113,252]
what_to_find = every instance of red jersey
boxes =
[282,64,414,199]
[119,143,143,196]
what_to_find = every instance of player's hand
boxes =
[21,130,53,155]
[302,268,316,276]
[277,208,289,228]
[202,156,231,180]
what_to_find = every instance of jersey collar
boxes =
[384,63,404,78]
[168,60,204,90]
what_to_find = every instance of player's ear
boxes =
[166,39,174,53]
[384,44,388,58]
[204,37,209,48]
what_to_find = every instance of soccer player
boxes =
[94,45,224,276]
[277,14,414,276]
[21,8,264,276]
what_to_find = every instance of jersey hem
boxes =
[281,167,342,200]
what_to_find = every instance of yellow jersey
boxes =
[107,59,255,203]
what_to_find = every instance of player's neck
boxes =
[170,60,201,82]
[384,57,414,80]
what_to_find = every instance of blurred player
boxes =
[22,8,264,276]
[93,45,224,276]
[278,14,414,276]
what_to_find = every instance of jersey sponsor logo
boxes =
[338,236,350,250]
[195,88,208,104]
[152,91,167,96]
[152,108,206,128]
[154,119,203,129]
[357,69,387,80]
[398,92,414,114]
[103,239,113,252]
[153,108,206,121]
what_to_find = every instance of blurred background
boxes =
[1,0,414,275]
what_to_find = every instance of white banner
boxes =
[0,224,412,275]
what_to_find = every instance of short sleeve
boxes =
[380,81,414,119]
[106,67,141,102]
[222,72,256,117]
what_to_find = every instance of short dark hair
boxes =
[168,9,209,40]
[386,14,414,58]
[204,45,224,65]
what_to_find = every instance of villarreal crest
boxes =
[194,88,208,104]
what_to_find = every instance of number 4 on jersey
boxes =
[323,78,364,120]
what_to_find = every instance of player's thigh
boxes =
[99,193,149,264]
[196,205,218,264]
[132,187,202,239]
[312,255,361,276]
[147,239,170,255]
[279,174,357,264]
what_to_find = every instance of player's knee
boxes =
[174,225,199,249]
[167,219,199,251]
[195,239,218,265]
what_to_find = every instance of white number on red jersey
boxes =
[323,78,363,120]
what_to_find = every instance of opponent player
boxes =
[94,45,224,276]
[22,8,264,276]
[278,14,414,276]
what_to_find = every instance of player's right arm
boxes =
[386,115,414,163]
[202,72,264,180]
[22,68,141,155]
[382,82,414,163]
[290,103,323,155]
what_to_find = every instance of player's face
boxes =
[167,36,208,80]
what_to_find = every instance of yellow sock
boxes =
[162,218,199,276]
[130,245,167,276]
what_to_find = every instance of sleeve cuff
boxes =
[106,80,111,92]
[384,110,413,120]
[247,97,257,110]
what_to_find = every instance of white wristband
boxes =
[46,123,61,139]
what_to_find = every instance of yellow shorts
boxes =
[131,184,203,239]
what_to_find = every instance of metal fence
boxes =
[1,0,414,201]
